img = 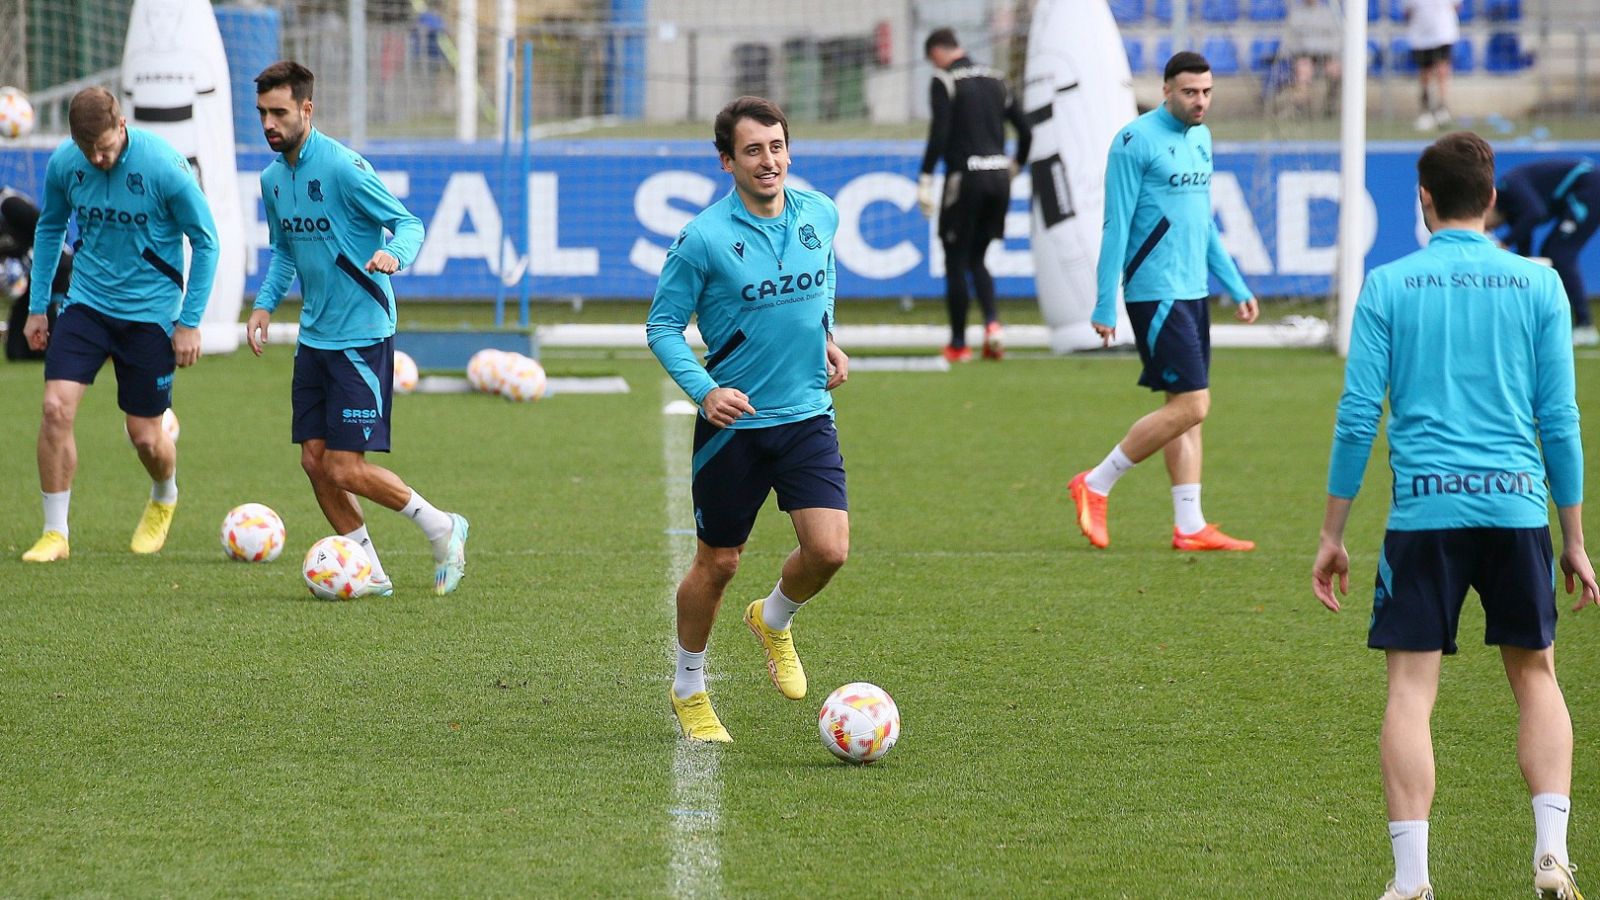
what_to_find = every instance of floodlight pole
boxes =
[1335,0,1370,357]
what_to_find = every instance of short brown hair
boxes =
[924,28,959,57]
[713,96,788,158]
[255,60,316,103]
[68,87,120,144]
[1417,131,1496,221]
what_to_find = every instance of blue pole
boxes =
[609,0,646,118]
[518,40,533,329]
[493,35,515,328]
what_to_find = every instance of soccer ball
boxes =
[124,408,180,444]
[302,535,372,600]
[818,682,901,764]
[0,87,34,140]
[394,350,419,394]
[220,503,286,562]
[499,353,546,402]
[466,349,510,393]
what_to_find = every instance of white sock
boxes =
[1533,793,1571,867]
[42,490,70,537]
[1172,483,1206,534]
[761,582,804,631]
[344,524,387,581]
[1389,820,1430,893]
[399,490,453,547]
[1085,445,1135,495]
[151,472,178,504]
[673,644,707,699]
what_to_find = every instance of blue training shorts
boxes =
[1369,527,1558,654]
[1126,297,1210,393]
[691,413,848,548]
[43,303,175,417]
[291,338,393,452]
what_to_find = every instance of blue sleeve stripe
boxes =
[691,428,735,478]
[343,348,385,417]
[333,253,391,313]
[1124,216,1170,284]
[140,248,183,288]
[1551,161,1595,202]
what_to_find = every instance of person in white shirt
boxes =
[1403,0,1461,130]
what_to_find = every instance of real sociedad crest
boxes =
[799,223,821,250]
[126,172,146,195]
[308,179,323,202]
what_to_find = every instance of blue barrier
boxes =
[5,140,1599,300]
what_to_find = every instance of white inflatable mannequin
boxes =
[1023,0,1138,352]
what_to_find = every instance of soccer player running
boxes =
[247,61,468,597]
[1486,158,1600,347]
[21,87,217,562]
[1067,52,1258,553]
[917,27,1031,362]
[1312,132,1598,900]
[648,96,850,742]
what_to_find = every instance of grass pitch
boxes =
[1,343,1597,897]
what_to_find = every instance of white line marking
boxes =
[662,378,722,899]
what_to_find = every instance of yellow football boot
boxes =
[744,598,807,700]
[671,690,731,743]
[21,530,70,562]
[130,500,176,554]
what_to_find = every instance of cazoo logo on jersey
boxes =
[281,216,333,233]
[741,268,827,302]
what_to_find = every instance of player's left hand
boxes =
[365,250,399,274]
[825,341,849,390]
[172,325,202,368]
[916,174,936,219]
[1561,548,1600,611]
[1311,539,1349,612]
[1236,298,1259,324]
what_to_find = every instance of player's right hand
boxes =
[246,308,272,356]
[701,387,755,429]
[1311,539,1350,612]
[23,313,49,351]
[1092,321,1116,347]
[916,174,936,219]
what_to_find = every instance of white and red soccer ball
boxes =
[498,354,546,402]
[394,350,419,394]
[0,87,34,140]
[466,349,510,393]
[220,503,286,562]
[302,535,372,600]
[818,682,901,764]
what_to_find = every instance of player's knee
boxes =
[696,548,742,586]
[126,428,162,458]
[299,446,326,481]
[39,396,75,431]
[807,538,850,574]
[321,453,363,491]
[1177,389,1211,424]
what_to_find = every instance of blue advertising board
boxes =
[5,139,1598,301]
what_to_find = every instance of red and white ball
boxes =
[818,682,901,764]
[0,87,35,140]
[498,354,546,402]
[302,535,373,600]
[394,350,419,394]
[220,503,286,562]
[466,349,510,393]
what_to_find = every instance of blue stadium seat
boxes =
[1368,38,1384,73]
[1111,0,1146,24]
[1249,0,1287,20]
[1457,0,1474,22]
[1388,0,1406,21]
[1202,0,1240,21]
[1452,38,1474,72]
[1155,0,1173,20]
[1125,37,1147,72]
[1203,36,1242,74]
[1390,37,1418,72]
[1249,37,1281,73]
[1367,0,1380,21]
[1485,31,1532,71]
[1484,0,1521,20]
[1155,37,1175,67]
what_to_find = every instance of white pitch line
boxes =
[662,379,723,899]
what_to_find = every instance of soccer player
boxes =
[247,61,468,597]
[1312,132,1598,900]
[917,27,1031,362]
[21,87,218,562]
[1067,52,1258,553]
[1486,158,1600,346]
[648,96,850,743]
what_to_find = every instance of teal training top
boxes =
[30,128,218,330]
[1094,105,1252,326]
[646,187,839,428]
[254,128,425,350]
[1328,229,1583,530]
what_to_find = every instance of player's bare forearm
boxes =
[1557,505,1600,609]
[172,325,202,368]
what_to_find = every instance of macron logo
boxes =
[733,241,744,258]
[1411,470,1536,497]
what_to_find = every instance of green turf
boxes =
[1,346,1597,897]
